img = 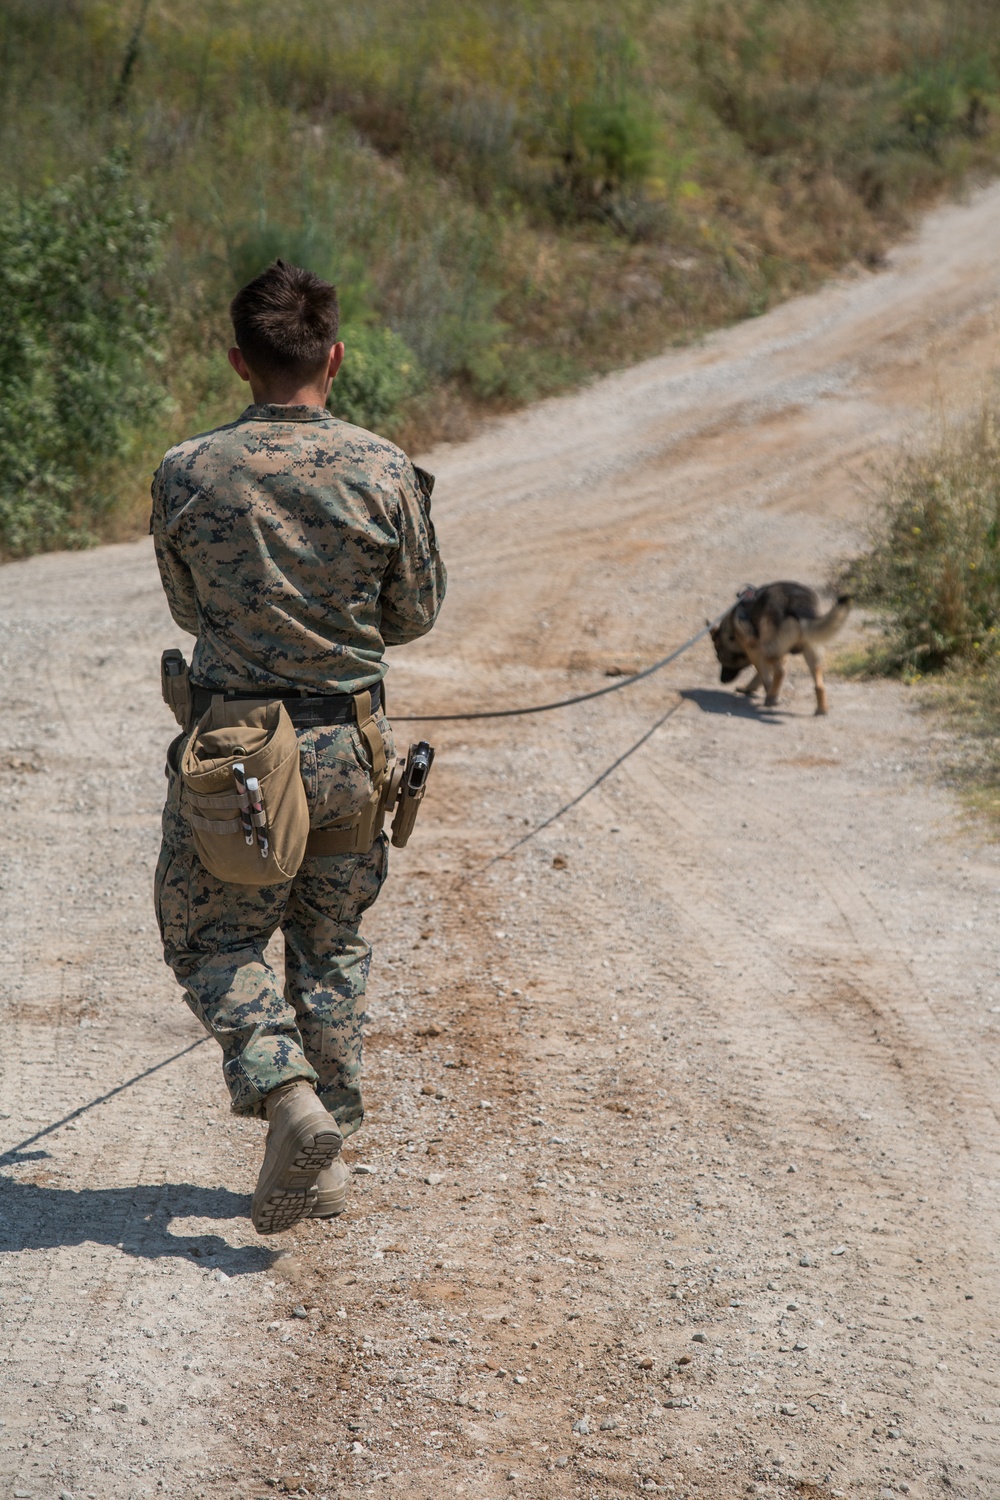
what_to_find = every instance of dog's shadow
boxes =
[680,687,785,720]
[0,1174,268,1275]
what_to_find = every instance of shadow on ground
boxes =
[680,687,784,719]
[0,1175,268,1274]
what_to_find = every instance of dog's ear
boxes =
[705,618,712,627]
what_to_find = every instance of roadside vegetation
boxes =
[3,0,1000,556]
[844,396,1000,809]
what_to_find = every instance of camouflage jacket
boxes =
[150,404,446,693]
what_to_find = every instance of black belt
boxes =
[189,680,382,726]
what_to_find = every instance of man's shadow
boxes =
[0,1036,269,1276]
[0,1174,268,1275]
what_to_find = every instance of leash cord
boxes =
[0,1036,209,1165]
[392,617,719,723]
[475,694,686,874]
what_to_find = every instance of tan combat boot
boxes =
[251,1080,342,1235]
[307,1157,350,1219]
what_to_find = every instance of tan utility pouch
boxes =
[305,690,398,858]
[161,648,191,727]
[180,698,308,885]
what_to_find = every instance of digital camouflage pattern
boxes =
[150,403,445,694]
[151,400,445,1131]
[155,716,393,1132]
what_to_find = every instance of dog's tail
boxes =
[801,594,851,644]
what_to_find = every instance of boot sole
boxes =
[251,1128,342,1236]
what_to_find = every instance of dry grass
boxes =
[844,389,1000,818]
[845,401,1000,677]
[3,0,1000,545]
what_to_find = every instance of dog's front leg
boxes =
[736,671,763,697]
[763,656,785,707]
[743,643,775,704]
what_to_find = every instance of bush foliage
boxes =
[329,326,423,433]
[0,154,164,556]
[846,404,1000,674]
[4,0,1000,552]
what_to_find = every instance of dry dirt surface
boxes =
[5,184,1000,1500]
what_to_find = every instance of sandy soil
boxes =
[4,181,1000,1500]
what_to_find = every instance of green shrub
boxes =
[899,68,958,157]
[5,1,1000,555]
[223,184,506,395]
[225,205,378,331]
[0,153,165,556]
[328,324,422,434]
[845,404,1000,674]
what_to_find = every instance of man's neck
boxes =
[247,385,328,408]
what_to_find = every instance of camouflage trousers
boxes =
[154,714,391,1136]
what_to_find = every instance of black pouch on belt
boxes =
[160,648,191,727]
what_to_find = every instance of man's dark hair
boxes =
[230,259,340,381]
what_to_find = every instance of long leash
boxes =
[2,624,718,1149]
[391,613,721,862]
[476,694,687,874]
[0,1037,209,1166]
[34,614,739,1148]
[392,618,719,722]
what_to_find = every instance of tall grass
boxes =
[846,393,1000,814]
[2,0,1000,554]
[846,403,1000,676]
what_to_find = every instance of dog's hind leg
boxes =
[803,642,828,715]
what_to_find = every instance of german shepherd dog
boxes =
[709,582,851,715]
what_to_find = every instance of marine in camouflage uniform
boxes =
[151,401,445,1139]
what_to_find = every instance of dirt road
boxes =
[4,181,1000,1500]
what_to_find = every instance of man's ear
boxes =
[228,346,252,382]
[327,341,345,385]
